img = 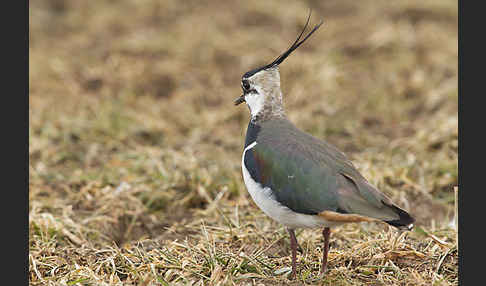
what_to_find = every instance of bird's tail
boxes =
[382,201,415,230]
[336,173,415,230]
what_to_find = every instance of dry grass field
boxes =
[29,1,458,285]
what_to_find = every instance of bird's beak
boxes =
[234,95,245,106]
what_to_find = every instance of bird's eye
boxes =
[242,80,250,91]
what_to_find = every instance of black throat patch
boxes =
[244,121,261,148]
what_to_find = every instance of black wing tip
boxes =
[384,203,415,230]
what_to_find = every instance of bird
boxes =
[234,12,414,280]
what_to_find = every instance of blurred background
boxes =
[29,0,457,284]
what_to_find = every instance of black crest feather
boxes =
[243,10,324,79]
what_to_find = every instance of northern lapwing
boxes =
[234,13,414,279]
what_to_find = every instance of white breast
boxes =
[242,142,338,229]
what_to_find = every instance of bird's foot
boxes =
[318,268,327,279]
[320,263,328,276]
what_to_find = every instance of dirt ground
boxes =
[30,1,457,285]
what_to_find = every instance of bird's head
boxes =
[234,12,323,122]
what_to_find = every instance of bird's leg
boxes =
[287,228,298,280]
[296,241,304,253]
[321,227,331,275]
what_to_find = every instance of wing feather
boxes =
[244,118,414,228]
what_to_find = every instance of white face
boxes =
[239,67,281,118]
[244,85,264,117]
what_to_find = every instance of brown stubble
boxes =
[30,0,457,285]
